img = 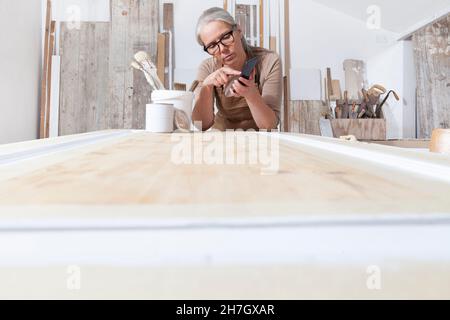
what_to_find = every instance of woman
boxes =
[192,7,282,131]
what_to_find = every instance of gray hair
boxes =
[196,7,252,55]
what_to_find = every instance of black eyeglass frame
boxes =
[203,25,237,55]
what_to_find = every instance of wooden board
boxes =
[59,22,111,135]
[0,130,449,213]
[157,32,168,87]
[163,2,174,31]
[59,0,159,135]
[281,0,291,132]
[109,0,159,130]
[331,119,387,140]
[330,80,342,101]
[39,0,52,139]
[1,131,450,299]
[412,14,450,139]
[45,21,56,139]
[288,100,330,135]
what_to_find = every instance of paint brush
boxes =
[130,61,159,91]
[133,51,165,90]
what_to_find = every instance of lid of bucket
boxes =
[152,90,192,100]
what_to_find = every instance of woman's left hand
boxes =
[230,70,259,99]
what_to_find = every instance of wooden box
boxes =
[330,119,386,141]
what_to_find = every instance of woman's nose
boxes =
[218,42,230,53]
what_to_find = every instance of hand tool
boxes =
[341,91,350,119]
[376,90,400,119]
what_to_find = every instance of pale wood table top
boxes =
[1,130,450,299]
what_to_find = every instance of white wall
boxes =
[168,0,223,85]
[290,0,399,86]
[367,42,405,139]
[0,0,42,144]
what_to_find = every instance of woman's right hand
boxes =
[202,67,241,88]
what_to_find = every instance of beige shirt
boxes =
[195,47,282,131]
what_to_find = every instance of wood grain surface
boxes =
[0,131,449,220]
[1,131,450,299]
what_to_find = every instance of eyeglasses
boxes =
[203,26,236,55]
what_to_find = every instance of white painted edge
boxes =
[270,133,450,184]
[1,212,450,231]
[0,131,134,166]
[1,223,450,267]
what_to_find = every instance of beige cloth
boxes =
[195,47,282,131]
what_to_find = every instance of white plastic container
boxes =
[151,90,194,129]
[145,103,174,133]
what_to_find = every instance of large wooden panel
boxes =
[0,131,449,216]
[59,23,111,136]
[109,0,159,130]
[1,131,450,299]
[413,14,450,139]
[59,0,159,135]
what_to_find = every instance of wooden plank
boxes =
[283,76,289,131]
[157,33,167,86]
[330,80,342,101]
[412,14,450,139]
[0,131,450,212]
[44,21,56,139]
[39,0,51,139]
[326,67,333,101]
[282,0,291,132]
[109,0,159,130]
[163,3,174,89]
[1,131,450,299]
[163,3,174,31]
[59,22,110,136]
[59,23,81,135]
[289,100,329,135]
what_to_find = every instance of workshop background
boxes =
[1,0,449,144]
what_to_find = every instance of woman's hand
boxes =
[230,70,259,99]
[203,67,241,88]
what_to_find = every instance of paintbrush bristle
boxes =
[134,51,150,63]
[130,61,141,70]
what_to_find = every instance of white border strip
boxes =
[271,133,450,184]
[1,213,450,231]
[0,131,134,166]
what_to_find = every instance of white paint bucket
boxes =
[151,90,194,129]
[145,103,174,133]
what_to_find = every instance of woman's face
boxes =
[200,21,245,68]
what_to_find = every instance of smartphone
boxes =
[239,57,258,85]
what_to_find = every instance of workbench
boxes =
[0,130,449,299]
